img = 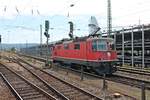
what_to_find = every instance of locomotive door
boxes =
[50,47,53,57]
[85,41,91,62]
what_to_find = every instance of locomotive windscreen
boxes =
[92,38,114,51]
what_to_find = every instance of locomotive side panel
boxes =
[52,42,87,65]
[52,38,117,75]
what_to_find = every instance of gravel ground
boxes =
[3,55,150,100]
[22,58,140,100]
[115,71,150,82]
[0,74,16,100]
[45,68,138,100]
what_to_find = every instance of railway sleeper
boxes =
[10,81,27,85]
[20,91,40,97]
[13,85,31,89]
[63,91,78,95]
[22,94,44,100]
[59,88,73,92]
[15,86,33,91]
[0,73,12,76]
[78,96,93,100]
[68,94,90,100]
[74,92,87,97]
[18,89,37,94]
[4,77,23,82]
[55,85,72,89]
[44,88,57,96]
[63,91,89,99]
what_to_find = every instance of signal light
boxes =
[44,32,49,38]
[45,20,49,32]
[68,21,73,30]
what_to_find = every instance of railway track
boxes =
[19,53,150,76]
[110,74,150,89]
[14,56,139,99]
[17,54,150,89]
[6,57,70,100]
[66,66,150,90]
[0,72,17,100]
[12,54,150,99]
[59,64,150,90]
[118,67,150,76]
[13,57,102,100]
[0,63,58,100]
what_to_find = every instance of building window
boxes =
[74,43,80,50]
[64,44,69,49]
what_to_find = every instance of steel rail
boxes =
[18,53,150,75]
[63,65,150,90]
[0,72,23,100]
[17,54,150,90]
[48,65,138,100]
[17,57,103,100]
[14,58,70,100]
[118,67,150,76]
[0,62,57,100]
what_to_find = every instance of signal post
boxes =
[44,20,50,68]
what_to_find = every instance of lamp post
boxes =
[40,25,42,56]
[67,4,75,18]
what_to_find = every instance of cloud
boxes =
[1,28,40,43]
[0,0,150,43]
[0,0,107,18]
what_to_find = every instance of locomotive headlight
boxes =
[107,52,111,57]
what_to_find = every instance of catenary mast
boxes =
[107,0,112,37]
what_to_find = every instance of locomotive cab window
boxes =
[64,44,69,49]
[92,40,107,51]
[74,43,80,50]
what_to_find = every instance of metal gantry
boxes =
[131,26,134,67]
[115,24,150,68]
[107,0,112,37]
[122,28,125,66]
[142,25,145,68]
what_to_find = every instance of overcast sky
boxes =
[0,0,150,43]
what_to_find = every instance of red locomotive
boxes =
[52,16,117,74]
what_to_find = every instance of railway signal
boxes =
[44,20,50,68]
[45,20,49,32]
[44,20,50,38]
[68,21,74,39]
[44,31,50,38]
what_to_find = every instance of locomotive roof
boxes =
[87,37,114,42]
[55,36,88,44]
[55,36,113,45]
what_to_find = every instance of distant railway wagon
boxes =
[52,36,117,75]
[20,44,52,58]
